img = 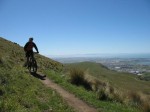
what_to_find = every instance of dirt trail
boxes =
[42,77,98,112]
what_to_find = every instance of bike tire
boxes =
[28,59,37,73]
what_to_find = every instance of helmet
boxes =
[29,37,33,41]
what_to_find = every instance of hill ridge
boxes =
[0,37,63,71]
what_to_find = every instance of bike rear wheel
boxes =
[28,59,37,73]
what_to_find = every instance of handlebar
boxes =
[33,52,39,54]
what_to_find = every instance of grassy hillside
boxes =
[0,37,75,112]
[63,62,150,112]
[44,68,141,112]
[0,37,63,72]
[65,62,150,95]
[0,37,149,112]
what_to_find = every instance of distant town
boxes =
[96,58,150,75]
[53,57,150,75]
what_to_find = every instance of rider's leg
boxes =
[24,51,29,67]
[27,56,29,65]
[30,51,34,60]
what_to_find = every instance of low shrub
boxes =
[68,67,150,112]
[96,88,108,100]
[69,68,91,90]
[126,91,142,107]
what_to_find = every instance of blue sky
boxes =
[0,0,150,56]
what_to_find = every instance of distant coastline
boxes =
[50,53,150,59]
[51,53,150,73]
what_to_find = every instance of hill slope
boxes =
[0,37,63,72]
[0,37,75,112]
[65,62,150,95]
[62,62,150,112]
[0,37,149,112]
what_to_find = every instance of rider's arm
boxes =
[33,43,39,53]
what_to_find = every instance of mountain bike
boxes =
[28,52,37,73]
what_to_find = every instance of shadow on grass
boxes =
[30,72,46,80]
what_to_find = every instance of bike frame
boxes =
[28,52,37,73]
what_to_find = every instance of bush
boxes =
[96,88,108,100]
[69,68,91,90]
[90,79,106,91]
[126,91,142,107]
[68,67,150,112]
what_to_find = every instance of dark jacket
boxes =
[24,42,38,52]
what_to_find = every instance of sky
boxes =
[0,0,150,56]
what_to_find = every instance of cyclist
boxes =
[24,37,39,67]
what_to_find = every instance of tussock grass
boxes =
[141,101,150,112]
[66,62,150,111]
[66,62,150,95]
[69,68,91,90]
[69,68,121,101]
[89,74,150,111]
[126,91,142,106]
[69,68,84,85]
[46,70,140,112]
[123,92,150,112]
[67,67,150,112]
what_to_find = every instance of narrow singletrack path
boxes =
[42,77,98,112]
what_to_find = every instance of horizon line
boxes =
[47,53,150,58]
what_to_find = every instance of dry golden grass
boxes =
[69,68,91,90]
[68,67,150,112]
[141,101,150,112]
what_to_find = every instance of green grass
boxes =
[0,63,77,112]
[0,37,148,112]
[64,62,150,112]
[45,70,140,112]
[65,62,150,95]
[0,37,75,112]
[138,72,150,81]
[0,66,75,112]
[0,37,63,72]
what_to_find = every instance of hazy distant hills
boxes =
[50,53,150,59]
